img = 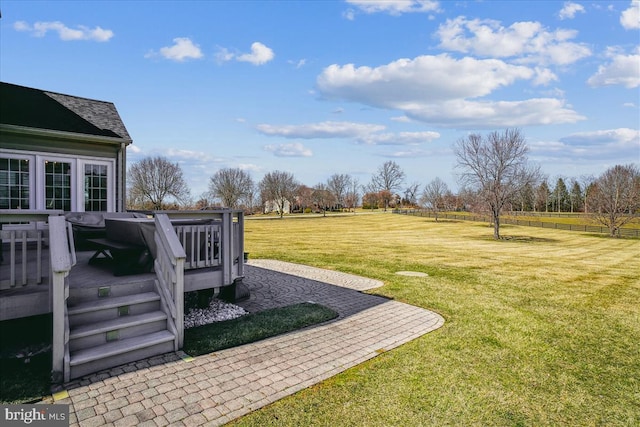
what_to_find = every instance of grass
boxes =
[0,314,53,403]
[230,212,640,426]
[183,302,338,356]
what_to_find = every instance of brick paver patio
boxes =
[50,260,444,426]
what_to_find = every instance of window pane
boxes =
[84,163,108,211]
[45,161,71,211]
[0,157,30,209]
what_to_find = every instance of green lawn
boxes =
[233,213,640,426]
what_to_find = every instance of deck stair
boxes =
[66,279,175,380]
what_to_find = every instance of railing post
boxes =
[221,211,233,285]
[49,216,72,384]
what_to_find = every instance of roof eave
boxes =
[0,123,133,146]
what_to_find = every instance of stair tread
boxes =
[68,292,160,314]
[70,311,168,339]
[70,330,175,366]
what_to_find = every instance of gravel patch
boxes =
[184,298,248,329]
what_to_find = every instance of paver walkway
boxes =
[53,260,445,426]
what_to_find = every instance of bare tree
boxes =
[295,185,314,213]
[259,170,299,218]
[344,178,360,212]
[370,161,405,210]
[404,182,421,207]
[127,156,190,210]
[312,183,336,217]
[590,164,640,237]
[454,129,541,239]
[327,174,351,210]
[207,168,254,209]
[420,177,449,222]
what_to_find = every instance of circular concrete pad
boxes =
[396,271,429,277]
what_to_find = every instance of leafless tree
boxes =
[590,164,640,237]
[454,128,541,239]
[420,177,449,222]
[259,170,299,218]
[404,182,421,207]
[312,183,336,217]
[207,168,254,209]
[344,178,360,212]
[327,174,352,210]
[370,161,405,210]
[127,156,190,210]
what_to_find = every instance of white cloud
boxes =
[435,17,591,66]
[357,131,440,145]
[345,0,440,15]
[237,163,262,173]
[531,128,640,160]
[315,54,584,127]
[587,47,640,88]
[264,142,313,157]
[256,121,385,138]
[288,59,307,69]
[558,2,585,20]
[155,37,203,62]
[13,20,113,42]
[620,0,640,29]
[317,54,534,106]
[403,98,585,128]
[216,42,275,65]
[166,148,216,161]
[237,42,275,65]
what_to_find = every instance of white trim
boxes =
[78,159,115,212]
[0,150,116,212]
[0,152,35,209]
[37,155,76,211]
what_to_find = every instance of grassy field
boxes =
[233,213,640,426]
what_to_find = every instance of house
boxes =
[1,82,130,212]
[1,82,245,382]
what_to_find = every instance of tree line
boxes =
[127,129,639,238]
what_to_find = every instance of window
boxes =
[84,163,108,211]
[45,160,72,211]
[0,152,114,212]
[0,157,31,209]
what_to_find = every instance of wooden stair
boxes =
[66,279,175,380]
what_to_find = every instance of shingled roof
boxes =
[0,82,132,142]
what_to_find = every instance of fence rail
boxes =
[393,209,640,238]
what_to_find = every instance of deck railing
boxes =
[160,210,245,284]
[0,210,63,289]
[153,214,186,349]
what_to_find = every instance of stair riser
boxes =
[69,300,161,326]
[69,318,168,352]
[67,279,155,305]
[69,340,175,380]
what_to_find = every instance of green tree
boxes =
[552,177,570,212]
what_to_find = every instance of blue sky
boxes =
[1,0,638,198]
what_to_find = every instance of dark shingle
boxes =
[0,82,132,142]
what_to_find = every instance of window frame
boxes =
[0,150,116,212]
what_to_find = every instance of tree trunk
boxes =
[492,209,501,239]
